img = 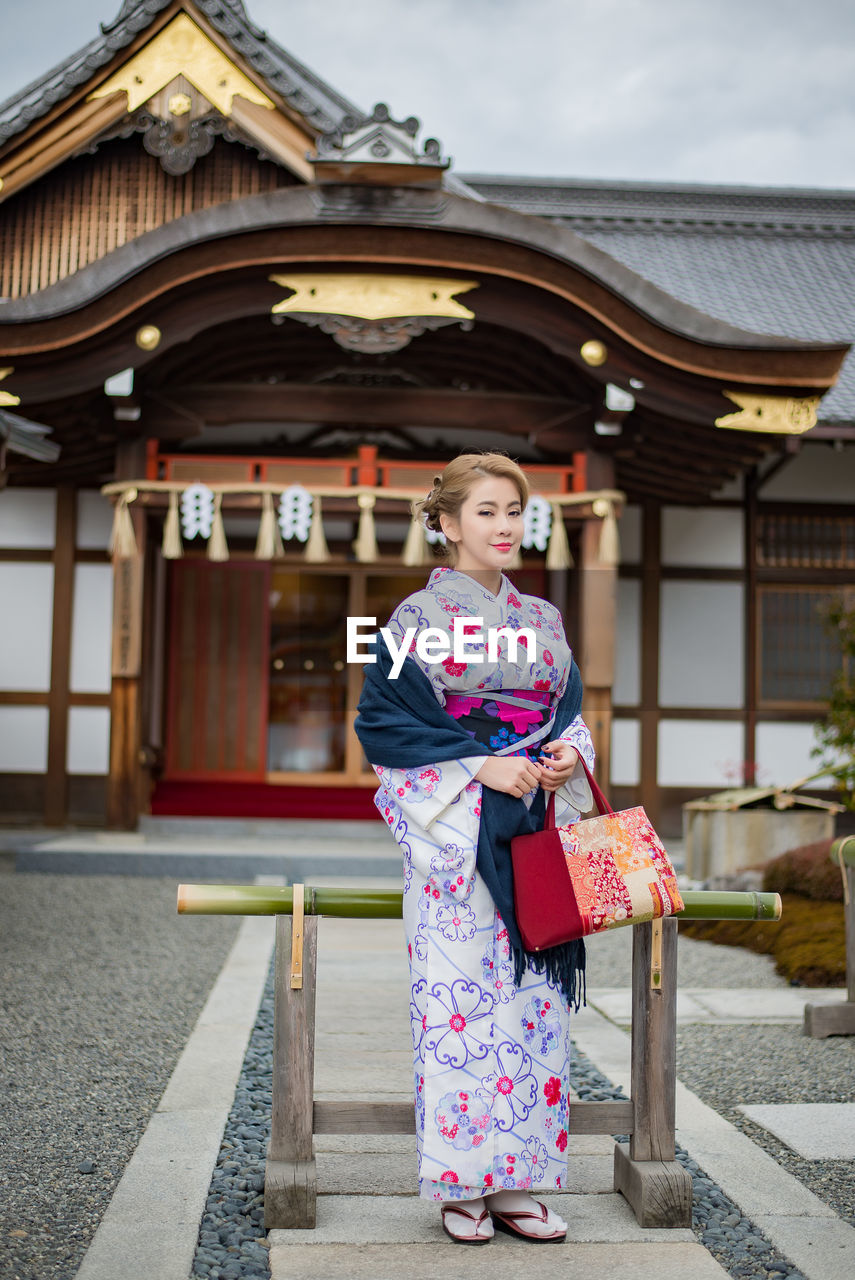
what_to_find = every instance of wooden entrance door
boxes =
[165,560,270,780]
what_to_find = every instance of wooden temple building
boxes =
[1,0,853,832]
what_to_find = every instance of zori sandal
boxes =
[489,1199,567,1242]
[440,1202,494,1244]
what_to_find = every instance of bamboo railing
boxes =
[178,882,784,1231]
[177,883,783,921]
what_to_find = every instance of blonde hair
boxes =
[414,451,530,565]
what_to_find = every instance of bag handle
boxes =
[543,750,614,830]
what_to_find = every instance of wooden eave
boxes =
[0,201,846,392]
[0,0,317,204]
[143,383,591,441]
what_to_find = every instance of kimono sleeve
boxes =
[543,606,596,816]
[555,715,596,814]
[372,756,488,830]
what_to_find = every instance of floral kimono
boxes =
[370,567,595,1201]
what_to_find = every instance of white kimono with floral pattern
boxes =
[371,567,595,1201]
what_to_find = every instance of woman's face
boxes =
[440,475,524,576]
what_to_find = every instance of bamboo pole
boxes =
[678,889,782,921]
[832,835,855,870]
[177,883,404,918]
[177,884,782,922]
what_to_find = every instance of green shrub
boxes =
[680,895,845,987]
[812,594,855,809]
[762,839,843,902]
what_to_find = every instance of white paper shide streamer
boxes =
[522,495,552,551]
[180,484,215,540]
[278,485,313,542]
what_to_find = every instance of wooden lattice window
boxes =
[757,513,855,569]
[758,586,847,707]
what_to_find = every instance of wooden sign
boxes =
[111,554,143,677]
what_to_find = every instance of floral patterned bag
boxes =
[511,757,684,950]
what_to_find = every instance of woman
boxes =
[354,453,595,1244]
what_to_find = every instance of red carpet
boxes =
[151,780,383,821]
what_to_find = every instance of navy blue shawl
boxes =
[354,643,586,1009]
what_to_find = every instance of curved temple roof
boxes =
[0,184,842,374]
[0,0,850,463]
[0,0,359,146]
[464,177,855,423]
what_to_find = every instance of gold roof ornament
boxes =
[715,391,821,435]
[168,92,193,117]
[270,274,479,354]
[270,274,477,322]
[580,340,608,367]
[0,367,20,407]
[135,325,162,351]
[88,13,274,117]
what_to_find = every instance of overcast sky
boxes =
[2,0,855,188]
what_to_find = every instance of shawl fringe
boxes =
[512,939,586,1013]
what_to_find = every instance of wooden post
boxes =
[613,919,693,1227]
[45,487,76,825]
[744,470,758,782]
[639,502,661,828]
[106,552,144,828]
[848,863,855,1008]
[578,453,617,784]
[106,441,147,829]
[804,854,855,1037]
[265,913,319,1228]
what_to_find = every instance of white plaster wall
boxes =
[661,507,743,568]
[611,718,640,787]
[0,563,54,690]
[658,719,744,788]
[76,491,115,550]
[613,579,641,705]
[70,564,113,693]
[0,706,49,772]
[755,722,838,788]
[0,489,56,548]
[760,443,855,503]
[618,504,642,565]
[67,706,111,775]
[659,580,744,708]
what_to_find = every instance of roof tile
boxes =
[464,177,855,422]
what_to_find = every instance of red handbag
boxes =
[511,757,684,951]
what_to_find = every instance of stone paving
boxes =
[737,1105,855,1161]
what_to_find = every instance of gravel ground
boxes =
[591,928,855,1230]
[676,1024,855,1229]
[192,968,274,1280]
[0,871,240,1280]
[572,1047,810,1280]
[585,921,791,990]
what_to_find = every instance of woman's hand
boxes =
[476,755,544,797]
[537,741,580,792]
